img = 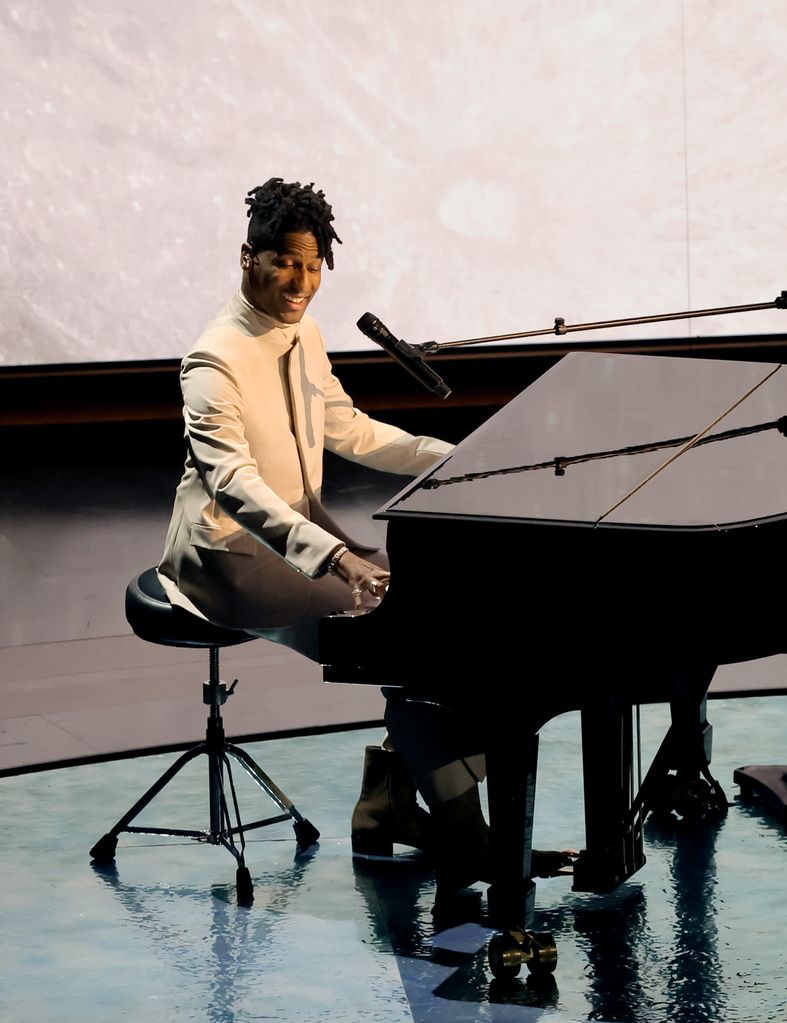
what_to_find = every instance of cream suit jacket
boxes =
[158,290,452,631]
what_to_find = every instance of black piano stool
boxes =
[89,567,319,904]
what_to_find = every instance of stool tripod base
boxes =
[89,721,320,905]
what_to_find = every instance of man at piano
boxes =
[156,177,570,892]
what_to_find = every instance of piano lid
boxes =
[377,353,787,531]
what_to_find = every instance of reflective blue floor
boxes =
[0,699,784,1023]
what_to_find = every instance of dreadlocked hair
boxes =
[244,178,342,270]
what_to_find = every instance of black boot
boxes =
[431,785,492,893]
[431,786,577,893]
[351,746,433,857]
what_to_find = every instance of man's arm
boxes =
[182,348,341,578]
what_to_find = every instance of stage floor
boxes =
[1,706,785,1023]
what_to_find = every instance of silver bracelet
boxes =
[326,544,349,575]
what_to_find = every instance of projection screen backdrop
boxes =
[1,0,786,367]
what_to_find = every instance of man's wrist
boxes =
[324,544,349,576]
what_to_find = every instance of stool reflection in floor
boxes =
[88,567,320,903]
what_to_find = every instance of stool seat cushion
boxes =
[126,568,257,649]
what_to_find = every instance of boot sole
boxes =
[351,831,395,857]
[352,831,432,859]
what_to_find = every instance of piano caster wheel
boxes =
[488,928,557,980]
[649,772,728,824]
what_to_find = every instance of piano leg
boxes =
[573,696,646,893]
[485,719,558,980]
[486,730,538,928]
[571,666,723,894]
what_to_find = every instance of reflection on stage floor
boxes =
[0,705,784,1023]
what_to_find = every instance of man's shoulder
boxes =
[298,312,326,348]
[184,298,249,356]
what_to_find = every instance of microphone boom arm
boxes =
[412,291,787,356]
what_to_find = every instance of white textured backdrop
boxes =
[1,0,786,366]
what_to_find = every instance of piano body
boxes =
[320,351,787,977]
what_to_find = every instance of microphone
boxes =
[356,312,451,398]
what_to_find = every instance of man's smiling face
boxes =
[241,231,323,324]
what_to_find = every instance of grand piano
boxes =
[319,351,787,977]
